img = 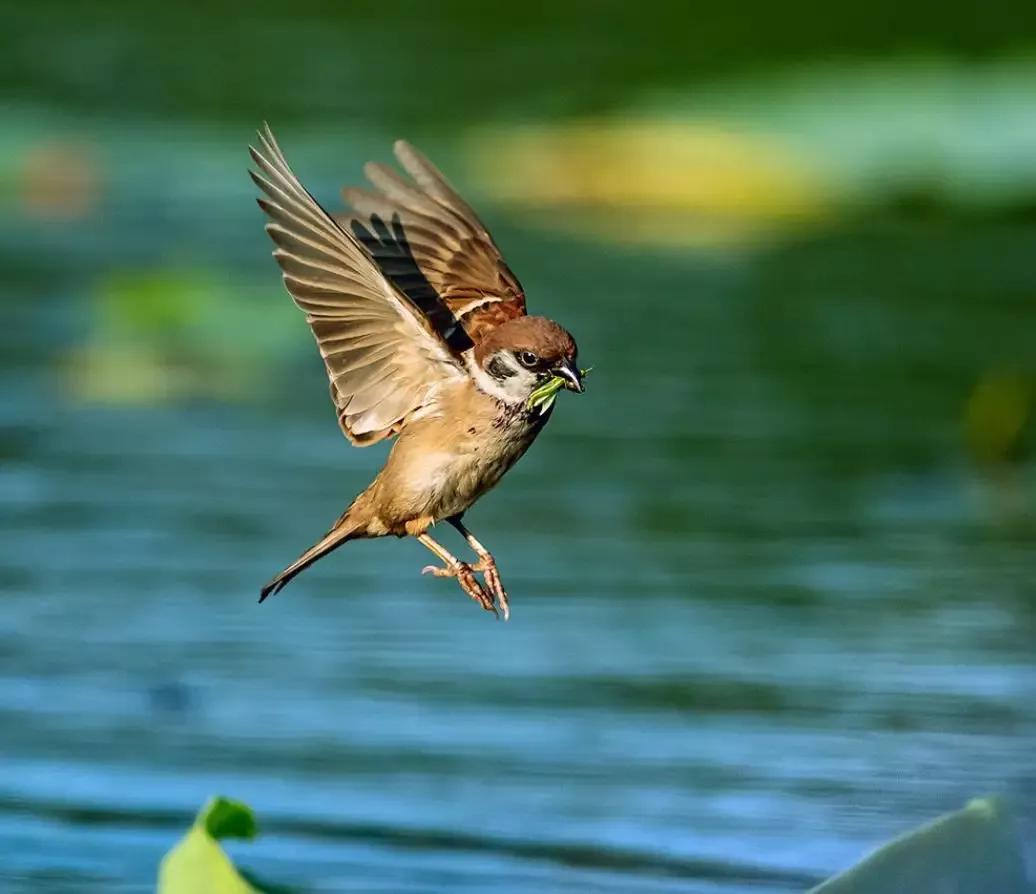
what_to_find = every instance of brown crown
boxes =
[473,316,578,367]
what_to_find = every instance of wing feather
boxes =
[341,141,527,343]
[250,125,465,446]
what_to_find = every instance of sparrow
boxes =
[248,126,584,619]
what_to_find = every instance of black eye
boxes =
[517,350,539,368]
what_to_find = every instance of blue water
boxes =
[1,123,1034,892]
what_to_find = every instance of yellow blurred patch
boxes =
[467,120,831,248]
[964,372,1031,467]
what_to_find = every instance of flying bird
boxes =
[249,126,585,619]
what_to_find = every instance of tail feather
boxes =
[259,518,358,603]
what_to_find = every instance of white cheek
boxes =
[498,363,539,401]
[467,353,540,404]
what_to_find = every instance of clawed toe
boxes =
[421,561,497,615]
[416,530,510,619]
[458,566,497,616]
[472,558,510,621]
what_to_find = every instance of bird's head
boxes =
[472,316,583,406]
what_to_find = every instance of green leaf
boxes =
[809,797,1031,894]
[157,797,260,894]
[203,797,258,842]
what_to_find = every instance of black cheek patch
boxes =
[487,356,516,380]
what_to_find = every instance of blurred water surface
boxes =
[1,113,1035,894]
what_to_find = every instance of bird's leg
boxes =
[448,518,510,621]
[416,532,497,616]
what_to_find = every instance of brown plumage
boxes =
[249,126,584,619]
[342,140,527,344]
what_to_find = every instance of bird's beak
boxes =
[553,359,584,393]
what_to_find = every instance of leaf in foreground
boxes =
[809,796,1031,894]
[157,796,259,894]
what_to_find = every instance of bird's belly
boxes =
[404,428,537,520]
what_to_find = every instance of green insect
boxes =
[527,368,592,414]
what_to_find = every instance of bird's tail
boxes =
[259,512,362,603]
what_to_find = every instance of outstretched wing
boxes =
[342,140,526,343]
[250,125,467,446]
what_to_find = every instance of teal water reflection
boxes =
[0,114,1034,893]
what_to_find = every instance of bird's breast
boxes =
[403,404,547,519]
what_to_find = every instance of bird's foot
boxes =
[422,561,498,616]
[471,555,510,621]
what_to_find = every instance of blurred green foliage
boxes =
[66,268,296,403]
[3,0,1034,128]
